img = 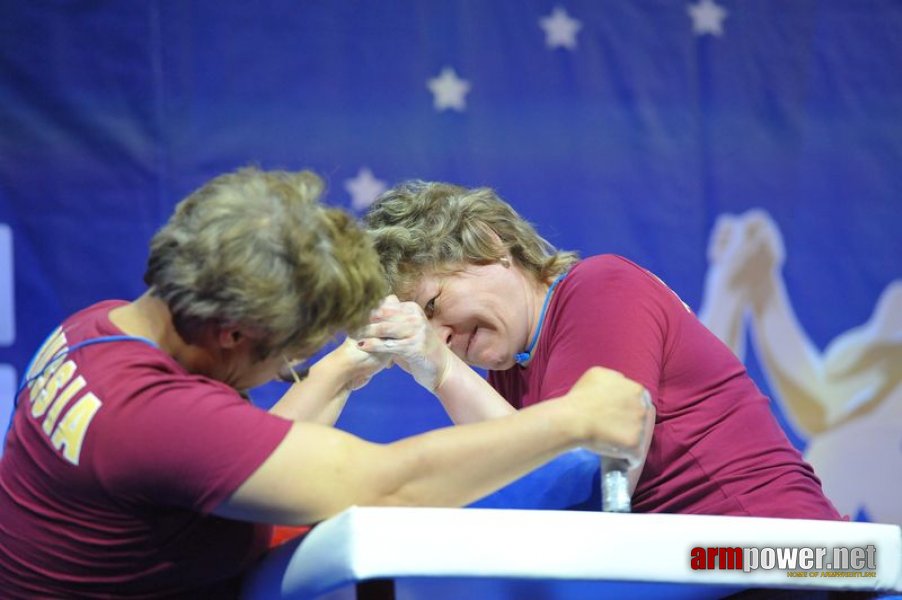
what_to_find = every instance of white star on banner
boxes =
[427,67,471,112]
[687,0,728,37]
[345,167,387,212]
[539,6,582,50]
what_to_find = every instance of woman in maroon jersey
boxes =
[361,180,843,520]
[0,167,651,598]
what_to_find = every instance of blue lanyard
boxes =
[514,271,568,366]
[14,334,159,407]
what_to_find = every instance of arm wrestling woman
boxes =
[362,180,842,521]
[0,168,650,598]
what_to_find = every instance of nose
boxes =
[433,322,470,358]
[434,323,453,346]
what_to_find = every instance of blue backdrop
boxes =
[1,1,899,523]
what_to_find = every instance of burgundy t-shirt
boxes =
[0,300,293,598]
[490,255,841,519]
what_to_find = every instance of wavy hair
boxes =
[364,181,578,297]
[144,167,388,359]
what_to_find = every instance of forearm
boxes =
[222,396,584,525]
[220,366,648,525]
[750,274,830,432]
[274,387,351,425]
[433,355,516,424]
[626,400,656,493]
[268,353,352,425]
[698,271,748,359]
[372,396,582,509]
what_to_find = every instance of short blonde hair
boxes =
[144,167,388,359]
[364,181,578,297]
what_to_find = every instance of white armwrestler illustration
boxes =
[699,210,901,525]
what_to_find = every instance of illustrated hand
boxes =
[741,210,785,276]
[564,367,654,468]
[356,295,453,392]
[707,213,742,267]
[706,210,785,299]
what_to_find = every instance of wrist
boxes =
[749,272,778,315]
[312,345,360,391]
[430,349,459,394]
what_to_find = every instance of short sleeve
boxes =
[537,255,682,401]
[93,378,292,514]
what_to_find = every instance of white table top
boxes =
[242,507,902,599]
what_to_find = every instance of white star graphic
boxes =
[539,6,582,50]
[687,0,728,37]
[345,167,387,212]
[427,67,471,112]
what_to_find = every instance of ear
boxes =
[218,325,245,350]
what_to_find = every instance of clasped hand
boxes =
[355,295,452,392]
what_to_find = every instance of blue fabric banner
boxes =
[1,1,899,524]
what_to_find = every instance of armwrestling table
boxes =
[241,507,902,600]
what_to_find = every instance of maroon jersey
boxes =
[0,300,292,598]
[491,255,841,519]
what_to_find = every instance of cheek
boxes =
[475,332,514,369]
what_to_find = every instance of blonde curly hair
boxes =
[144,167,388,359]
[364,180,578,297]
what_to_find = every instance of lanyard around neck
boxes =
[514,271,568,366]
[16,334,159,399]
[7,333,160,437]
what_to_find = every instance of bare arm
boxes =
[268,338,386,425]
[358,297,515,424]
[727,213,888,433]
[754,277,902,433]
[432,354,516,423]
[696,211,839,435]
[747,270,892,434]
[215,366,650,525]
[358,297,654,491]
[697,214,751,359]
[626,396,655,493]
[698,271,748,360]
[747,271,831,433]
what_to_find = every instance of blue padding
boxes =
[468,449,601,511]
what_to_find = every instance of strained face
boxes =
[410,261,542,370]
